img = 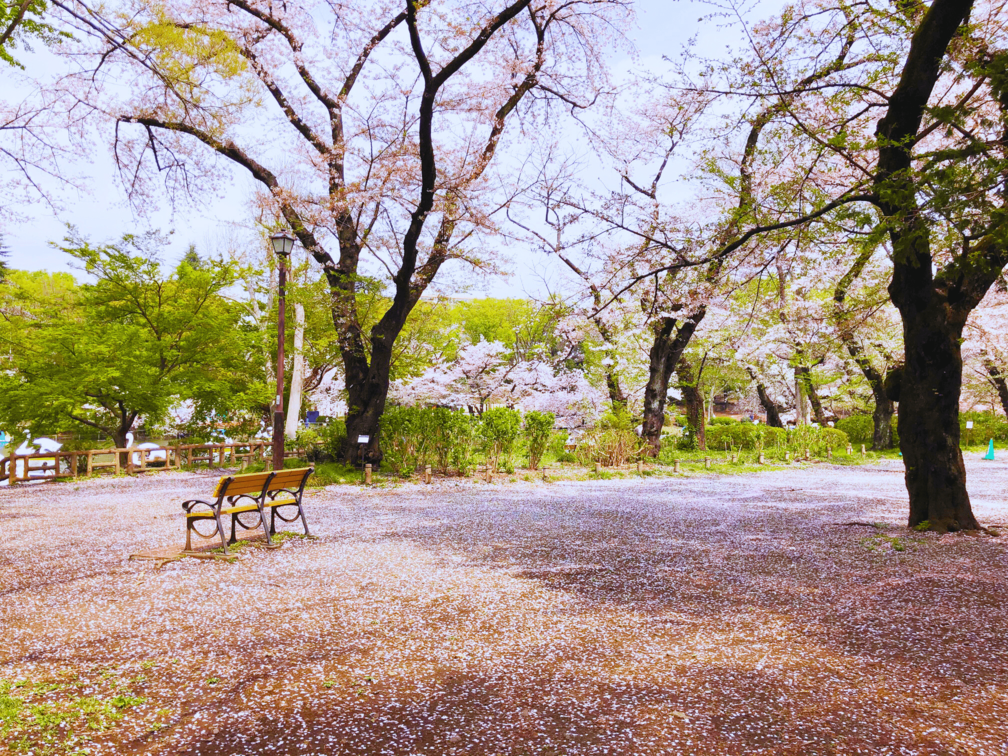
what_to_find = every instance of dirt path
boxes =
[2,457,1008,755]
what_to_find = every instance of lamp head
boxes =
[270,230,296,257]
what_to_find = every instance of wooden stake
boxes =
[425,465,432,484]
[594,462,601,474]
[674,460,680,473]
[704,457,710,469]
[861,444,866,458]
[759,452,765,465]
[637,460,643,475]
[114,450,120,476]
[365,463,372,485]
[785,451,790,462]
[86,451,94,476]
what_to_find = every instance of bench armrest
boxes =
[182,498,218,515]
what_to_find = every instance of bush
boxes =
[427,407,477,475]
[835,414,873,446]
[317,418,347,461]
[379,406,428,477]
[786,424,849,455]
[523,411,555,470]
[836,414,899,448]
[480,407,521,473]
[960,411,1008,445]
[709,417,737,426]
[575,427,644,467]
[705,424,786,451]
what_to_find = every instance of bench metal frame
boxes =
[182,468,314,554]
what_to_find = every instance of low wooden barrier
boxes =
[0,441,271,486]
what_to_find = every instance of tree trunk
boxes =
[892,299,978,531]
[747,369,785,427]
[795,365,828,425]
[606,370,627,413]
[285,303,305,440]
[640,311,704,455]
[678,356,706,451]
[984,359,1008,418]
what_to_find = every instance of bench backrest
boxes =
[212,468,314,499]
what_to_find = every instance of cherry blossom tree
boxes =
[54,0,631,464]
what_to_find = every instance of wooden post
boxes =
[70,453,78,478]
[804,448,810,461]
[114,450,120,476]
[731,453,738,463]
[542,465,548,481]
[827,447,833,460]
[9,455,16,486]
[759,452,765,465]
[785,451,790,462]
[704,457,710,469]
[673,460,680,474]
[846,444,853,455]
[87,451,94,476]
[425,465,432,484]
[594,462,601,474]
[861,444,866,458]
[637,460,643,475]
[365,463,372,485]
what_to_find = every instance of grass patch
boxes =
[0,675,145,755]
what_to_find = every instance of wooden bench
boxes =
[182,468,314,554]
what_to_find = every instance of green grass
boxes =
[0,675,145,755]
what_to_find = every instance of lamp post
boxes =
[270,230,296,471]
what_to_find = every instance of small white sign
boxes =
[357,435,370,444]
[966,421,974,429]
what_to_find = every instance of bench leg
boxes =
[297,499,310,537]
[215,513,230,555]
[259,505,273,546]
[230,512,239,545]
[185,520,193,552]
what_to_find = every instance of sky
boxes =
[1,0,751,295]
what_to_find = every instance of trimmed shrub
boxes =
[836,414,899,447]
[523,411,555,470]
[709,417,738,425]
[705,424,787,451]
[379,406,428,477]
[428,407,477,475]
[480,407,522,473]
[575,427,644,467]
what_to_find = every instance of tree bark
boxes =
[795,365,828,425]
[874,0,994,531]
[984,359,1008,418]
[747,368,785,427]
[640,311,704,455]
[678,356,706,451]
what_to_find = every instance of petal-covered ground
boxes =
[2,457,1008,755]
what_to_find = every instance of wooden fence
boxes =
[0,441,277,486]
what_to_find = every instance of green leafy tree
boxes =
[0,231,265,448]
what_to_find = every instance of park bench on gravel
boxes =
[182,468,314,555]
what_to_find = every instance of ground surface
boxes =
[2,457,1008,756]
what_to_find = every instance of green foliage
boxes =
[480,407,521,473]
[379,406,427,477]
[836,414,899,447]
[523,411,555,470]
[960,411,1008,445]
[379,406,478,476]
[575,427,643,467]
[0,231,267,444]
[317,419,347,461]
[705,424,787,451]
[0,0,71,69]
[427,407,477,475]
[785,425,850,454]
[709,416,738,425]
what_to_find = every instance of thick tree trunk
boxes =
[640,311,704,455]
[340,335,394,466]
[795,365,828,425]
[870,381,895,451]
[984,359,1008,418]
[678,356,706,451]
[747,370,785,427]
[892,301,978,531]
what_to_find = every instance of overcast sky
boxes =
[2,0,754,295]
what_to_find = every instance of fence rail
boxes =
[0,441,274,486]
